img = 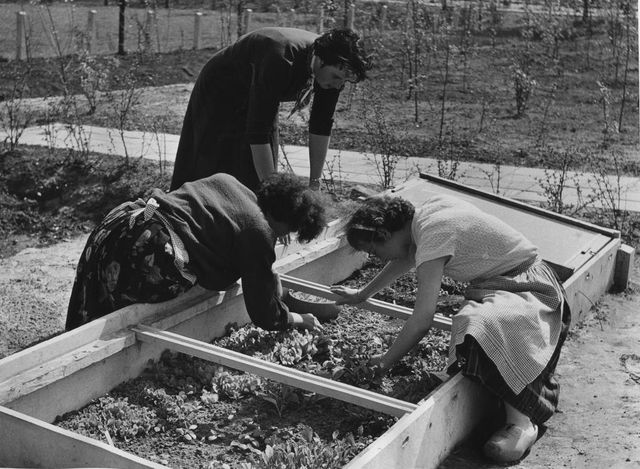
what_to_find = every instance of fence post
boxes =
[244,8,252,34]
[118,0,126,55]
[288,8,295,28]
[380,5,388,33]
[194,11,202,50]
[317,6,324,33]
[16,11,26,60]
[145,9,155,52]
[347,3,355,30]
[86,10,97,54]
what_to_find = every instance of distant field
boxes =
[0,3,322,59]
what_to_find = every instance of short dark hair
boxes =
[312,28,373,83]
[344,195,415,250]
[256,173,328,243]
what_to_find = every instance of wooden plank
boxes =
[0,286,220,380]
[345,373,496,469]
[275,217,346,260]
[280,274,453,331]
[0,331,135,405]
[0,405,169,469]
[415,174,621,238]
[562,233,613,272]
[563,237,620,326]
[613,243,635,292]
[277,241,368,287]
[134,325,418,418]
[0,288,231,420]
[545,259,574,283]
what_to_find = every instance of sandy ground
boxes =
[0,234,639,468]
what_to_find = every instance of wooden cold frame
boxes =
[0,175,631,469]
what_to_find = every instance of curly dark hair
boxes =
[256,173,328,243]
[312,28,373,83]
[344,195,415,250]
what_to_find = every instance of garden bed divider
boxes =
[133,324,418,417]
[280,274,452,330]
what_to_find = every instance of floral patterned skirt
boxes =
[65,199,196,330]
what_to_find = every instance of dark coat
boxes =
[170,27,341,192]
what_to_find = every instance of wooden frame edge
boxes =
[345,373,495,469]
[134,325,418,417]
[0,405,170,469]
[415,173,622,238]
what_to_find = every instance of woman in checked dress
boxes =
[331,194,570,463]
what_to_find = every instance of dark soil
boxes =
[0,146,172,258]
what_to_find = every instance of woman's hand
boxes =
[290,312,322,331]
[330,285,366,305]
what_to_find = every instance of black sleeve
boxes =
[308,84,340,136]
[236,230,294,331]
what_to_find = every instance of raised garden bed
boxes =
[53,258,459,468]
[0,175,631,469]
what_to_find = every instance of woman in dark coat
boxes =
[66,173,330,332]
[169,27,372,193]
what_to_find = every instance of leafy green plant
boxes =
[67,395,160,441]
[247,425,364,469]
[259,382,302,418]
[214,368,264,400]
[176,423,199,443]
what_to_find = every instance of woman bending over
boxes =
[66,173,331,332]
[331,194,570,463]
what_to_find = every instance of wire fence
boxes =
[1,2,353,60]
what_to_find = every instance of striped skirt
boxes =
[447,257,571,424]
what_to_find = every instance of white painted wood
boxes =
[280,274,452,331]
[563,237,620,326]
[134,325,418,418]
[614,243,635,292]
[345,374,495,469]
[15,11,26,60]
[0,405,169,469]
[193,12,202,50]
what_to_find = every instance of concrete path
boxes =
[7,123,640,212]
